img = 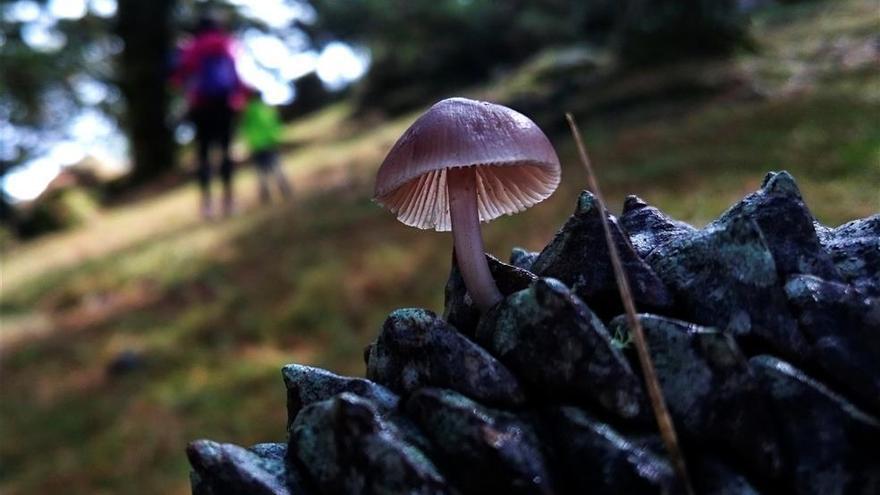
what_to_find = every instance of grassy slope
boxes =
[1,1,878,492]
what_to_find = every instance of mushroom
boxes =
[374,97,561,311]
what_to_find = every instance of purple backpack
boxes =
[197,53,238,99]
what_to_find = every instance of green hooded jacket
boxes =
[240,99,282,152]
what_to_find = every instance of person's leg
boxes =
[254,151,272,204]
[193,108,214,219]
[268,150,293,199]
[217,105,235,216]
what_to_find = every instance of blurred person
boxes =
[171,16,246,219]
[240,89,293,204]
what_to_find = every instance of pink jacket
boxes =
[171,31,247,111]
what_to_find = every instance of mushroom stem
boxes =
[447,166,503,311]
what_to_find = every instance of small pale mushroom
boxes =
[374,97,561,311]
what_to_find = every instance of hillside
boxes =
[1,1,879,493]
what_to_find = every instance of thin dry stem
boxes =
[565,113,695,495]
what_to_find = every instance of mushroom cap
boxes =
[374,97,561,232]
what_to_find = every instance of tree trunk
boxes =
[116,0,176,184]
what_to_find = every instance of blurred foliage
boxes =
[14,186,100,238]
[0,3,117,173]
[308,0,751,113]
[1,165,104,238]
[0,0,302,183]
[283,71,341,119]
[618,0,751,64]
[1,0,754,187]
[308,0,607,113]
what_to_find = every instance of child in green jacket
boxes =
[240,90,292,204]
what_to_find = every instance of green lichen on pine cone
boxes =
[188,171,880,495]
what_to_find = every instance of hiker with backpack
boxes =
[171,17,246,219]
